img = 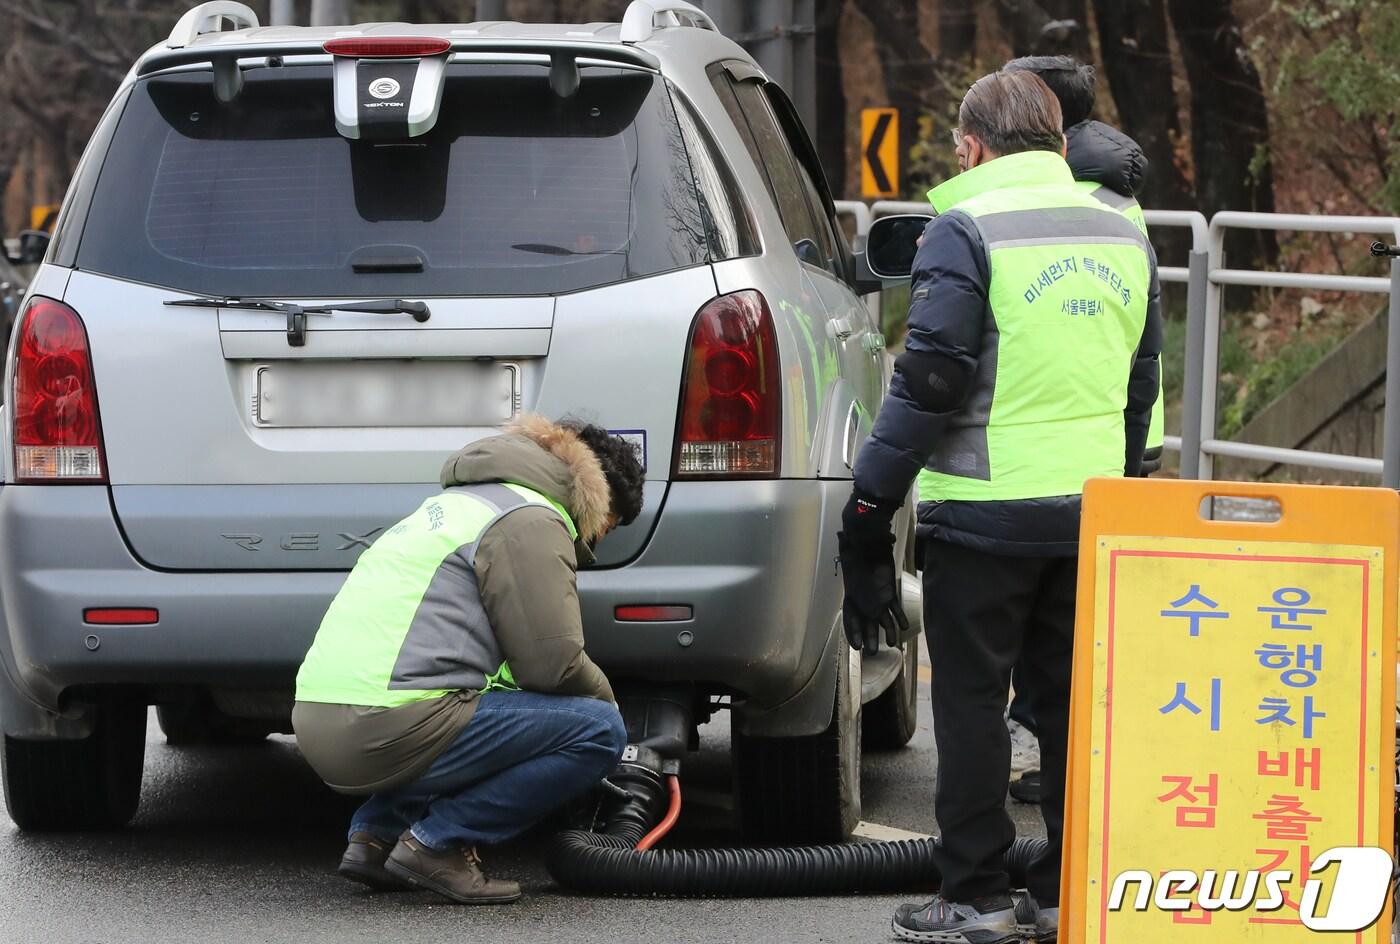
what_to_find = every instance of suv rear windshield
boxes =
[76,62,712,297]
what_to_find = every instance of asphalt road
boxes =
[0,654,1047,944]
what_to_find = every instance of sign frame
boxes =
[1064,477,1398,942]
[860,107,899,199]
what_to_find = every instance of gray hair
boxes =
[958,70,1064,157]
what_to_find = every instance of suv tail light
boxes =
[12,297,106,483]
[673,290,780,478]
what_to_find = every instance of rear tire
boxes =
[734,645,862,843]
[863,640,919,750]
[2,703,146,830]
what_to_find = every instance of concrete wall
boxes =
[1215,312,1386,484]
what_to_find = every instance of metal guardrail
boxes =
[1197,213,1400,486]
[834,200,1400,487]
[1143,210,1209,478]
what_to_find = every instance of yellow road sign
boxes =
[30,204,60,232]
[861,108,898,199]
[29,201,59,229]
[1065,478,1397,942]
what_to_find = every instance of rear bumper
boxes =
[579,480,842,702]
[0,480,844,738]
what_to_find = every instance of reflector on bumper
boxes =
[615,605,693,622]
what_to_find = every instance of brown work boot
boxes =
[384,832,522,904]
[338,831,408,891]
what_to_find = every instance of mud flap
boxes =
[732,616,845,739]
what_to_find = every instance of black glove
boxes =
[1137,446,1163,477]
[838,490,909,655]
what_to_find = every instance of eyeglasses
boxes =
[951,128,964,149]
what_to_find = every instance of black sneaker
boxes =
[1009,891,1058,942]
[1009,771,1041,804]
[1011,890,1037,940]
[891,893,1019,944]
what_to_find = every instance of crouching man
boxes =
[292,415,643,904]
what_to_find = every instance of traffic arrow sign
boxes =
[861,107,898,199]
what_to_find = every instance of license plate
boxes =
[254,361,518,428]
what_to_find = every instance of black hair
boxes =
[567,421,645,527]
[1003,55,1096,128]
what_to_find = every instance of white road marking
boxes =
[853,820,934,842]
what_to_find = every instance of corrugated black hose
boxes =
[547,762,1047,898]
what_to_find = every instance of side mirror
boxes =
[16,230,51,266]
[850,244,883,296]
[793,238,827,270]
[866,214,934,280]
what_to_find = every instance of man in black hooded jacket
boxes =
[997,55,1164,807]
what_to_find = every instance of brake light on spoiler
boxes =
[323,38,452,58]
[12,297,106,483]
[673,290,781,478]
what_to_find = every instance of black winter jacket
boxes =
[1065,120,1148,198]
[853,137,1162,558]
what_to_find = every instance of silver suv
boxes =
[0,1,919,842]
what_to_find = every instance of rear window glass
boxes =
[672,91,760,262]
[76,63,710,297]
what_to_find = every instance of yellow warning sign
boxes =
[860,108,898,199]
[1065,479,1397,942]
[30,204,59,232]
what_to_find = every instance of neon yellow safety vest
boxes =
[917,150,1152,503]
[1078,180,1163,453]
[295,482,577,708]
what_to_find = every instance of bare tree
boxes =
[1091,0,1192,213]
[1040,0,1090,58]
[1166,0,1277,267]
[0,0,186,206]
[995,0,1087,58]
[939,0,978,64]
[850,0,934,192]
[814,0,846,196]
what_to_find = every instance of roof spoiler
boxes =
[159,0,718,51]
[139,0,715,95]
[136,37,660,83]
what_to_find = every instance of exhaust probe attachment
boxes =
[546,688,1046,898]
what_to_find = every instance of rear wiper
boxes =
[511,243,626,256]
[165,295,430,347]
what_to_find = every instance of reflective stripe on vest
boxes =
[294,482,575,708]
[919,151,1152,503]
[1082,181,1163,451]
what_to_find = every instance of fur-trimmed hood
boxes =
[439,414,612,544]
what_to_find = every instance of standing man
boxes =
[293,415,642,905]
[999,55,1164,806]
[839,71,1159,943]
[1005,55,1164,476]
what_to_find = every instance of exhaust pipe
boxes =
[547,687,1047,898]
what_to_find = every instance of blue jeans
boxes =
[349,691,626,850]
